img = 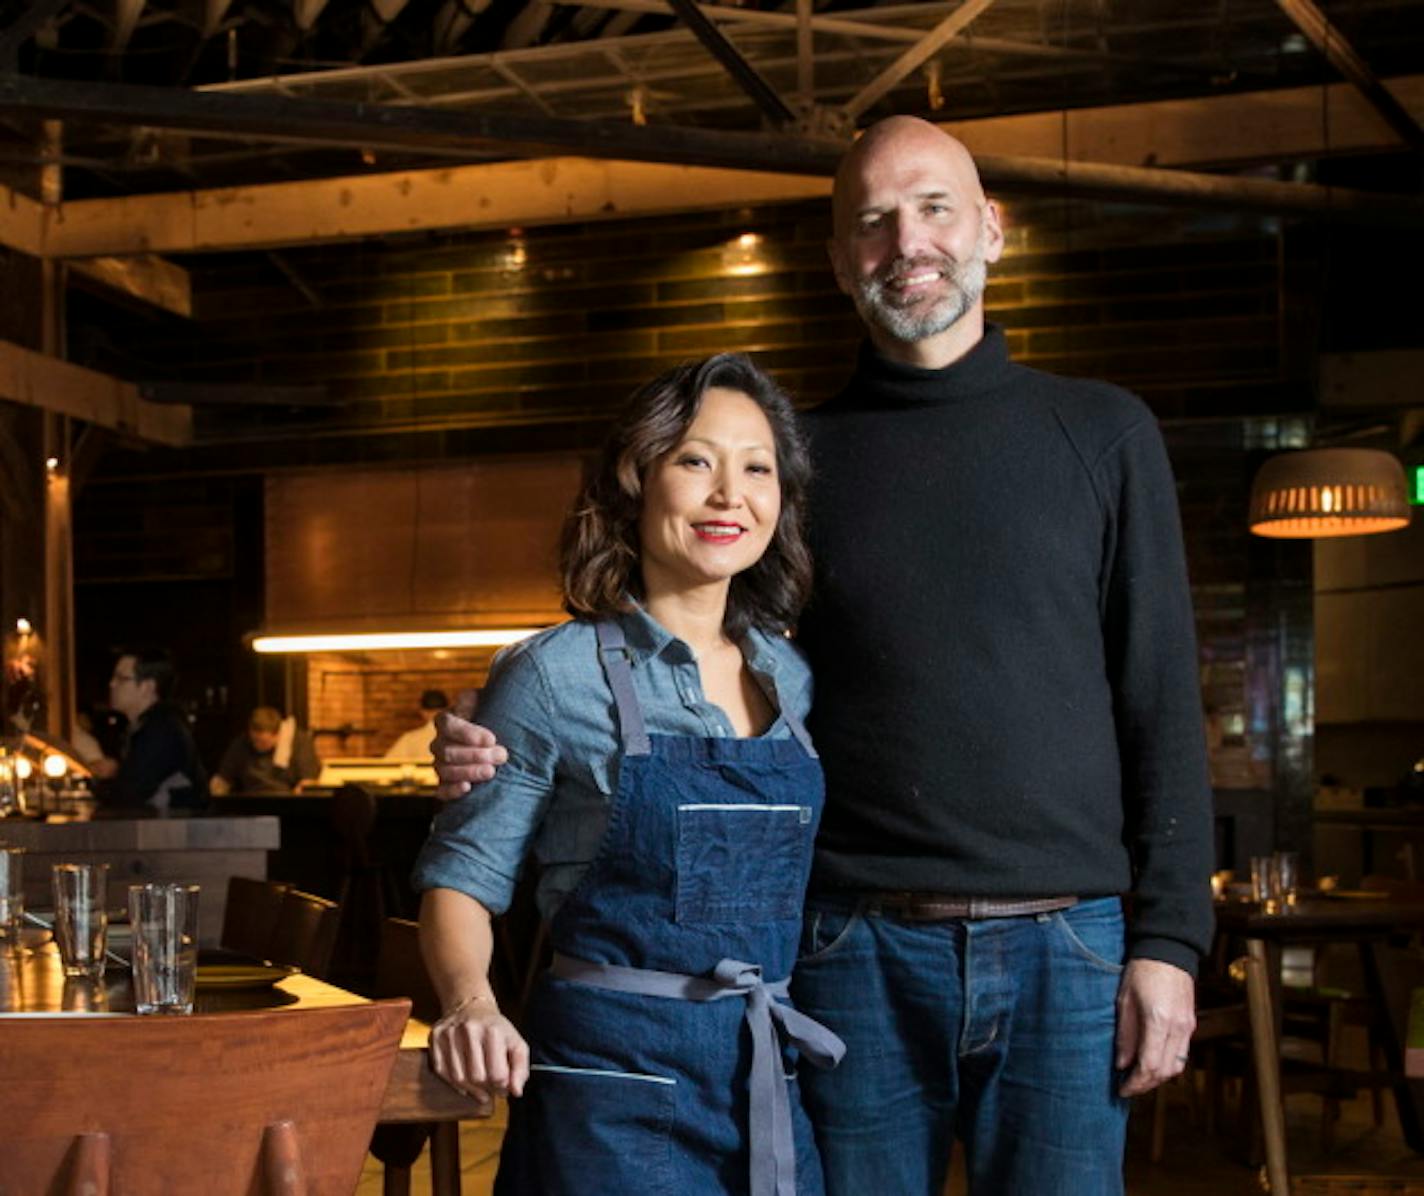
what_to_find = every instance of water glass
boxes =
[52,862,109,979]
[0,846,22,944]
[1249,855,1272,904]
[0,757,16,816]
[129,883,199,1015]
[1272,850,1300,907]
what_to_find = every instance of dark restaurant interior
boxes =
[2,1,1424,1192]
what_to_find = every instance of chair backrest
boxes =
[270,888,341,979]
[222,875,291,960]
[0,999,410,1195]
[375,917,442,1022]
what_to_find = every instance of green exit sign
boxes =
[1414,464,1424,506]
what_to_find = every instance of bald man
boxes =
[431,117,1214,1195]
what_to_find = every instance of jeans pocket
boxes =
[522,1064,677,1192]
[1050,902,1126,975]
[797,907,862,965]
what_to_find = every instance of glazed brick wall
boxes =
[87,195,1294,446]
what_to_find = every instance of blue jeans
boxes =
[790,896,1129,1196]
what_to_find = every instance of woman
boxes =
[412,353,841,1196]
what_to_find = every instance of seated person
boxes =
[382,689,448,762]
[90,648,208,814]
[210,706,321,797]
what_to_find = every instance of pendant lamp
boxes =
[1248,447,1411,538]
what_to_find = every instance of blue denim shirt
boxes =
[411,606,813,919]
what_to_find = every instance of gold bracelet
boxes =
[442,992,494,1019]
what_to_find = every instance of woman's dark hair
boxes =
[561,353,813,638]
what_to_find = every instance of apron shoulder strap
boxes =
[781,706,817,758]
[594,619,652,756]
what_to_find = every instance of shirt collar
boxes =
[614,604,781,677]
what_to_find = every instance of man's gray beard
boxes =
[851,246,988,345]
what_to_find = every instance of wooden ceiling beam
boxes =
[841,0,997,121]
[0,72,849,174]
[665,0,797,127]
[37,158,834,256]
[1274,0,1424,155]
[0,339,190,446]
[112,0,147,56]
[1,74,1422,260]
[69,254,192,317]
[293,0,332,33]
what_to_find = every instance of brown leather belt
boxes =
[864,893,1078,922]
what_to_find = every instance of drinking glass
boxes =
[1272,850,1300,907]
[129,883,199,1015]
[1249,856,1271,903]
[52,862,109,979]
[0,846,22,945]
[0,757,15,816]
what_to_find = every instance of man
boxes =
[209,706,320,796]
[383,688,449,762]
[430,117,1213,1195]
[90,648,208,813]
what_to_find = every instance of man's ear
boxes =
[981,199,1005,264]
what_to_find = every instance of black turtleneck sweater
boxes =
[797,327,1214,974]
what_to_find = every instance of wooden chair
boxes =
[0,1000,410,1195]
[221,875,291,960]
[370,918,455,1196]
[269,888,342,979]
[327,784,402,991]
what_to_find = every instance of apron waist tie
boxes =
[549,952,845,1196]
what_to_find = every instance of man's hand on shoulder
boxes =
[432,690,507,800]
[1115,958,1196,1097]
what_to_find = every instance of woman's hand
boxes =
[429,993,531,1102]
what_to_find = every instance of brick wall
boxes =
[88,196,1295,446]
[305,647,499,758]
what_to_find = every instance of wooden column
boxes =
[39,119,74,742]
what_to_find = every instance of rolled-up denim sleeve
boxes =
[411,643,559,915]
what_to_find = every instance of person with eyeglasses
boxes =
[90,647,208,814]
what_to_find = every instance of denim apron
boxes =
[494,620,843,1196]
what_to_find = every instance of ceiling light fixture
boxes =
[1248,447,1411,538]
[249,628,543,654]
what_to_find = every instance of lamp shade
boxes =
[1248,447,1411,539]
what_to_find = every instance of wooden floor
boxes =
[359,1034,1424,1195]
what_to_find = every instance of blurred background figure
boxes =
[383,689,448,763]
[89,648,208,814]
[210,706,320,796]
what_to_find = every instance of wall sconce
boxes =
[722,232,767,277]
[1248,448,1411,538]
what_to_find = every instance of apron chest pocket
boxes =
[674,803,811,924]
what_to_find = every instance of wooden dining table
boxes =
[1213,892,1424,1193]
[0,937,491,1196]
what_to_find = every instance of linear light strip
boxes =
[250,629,543,653]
